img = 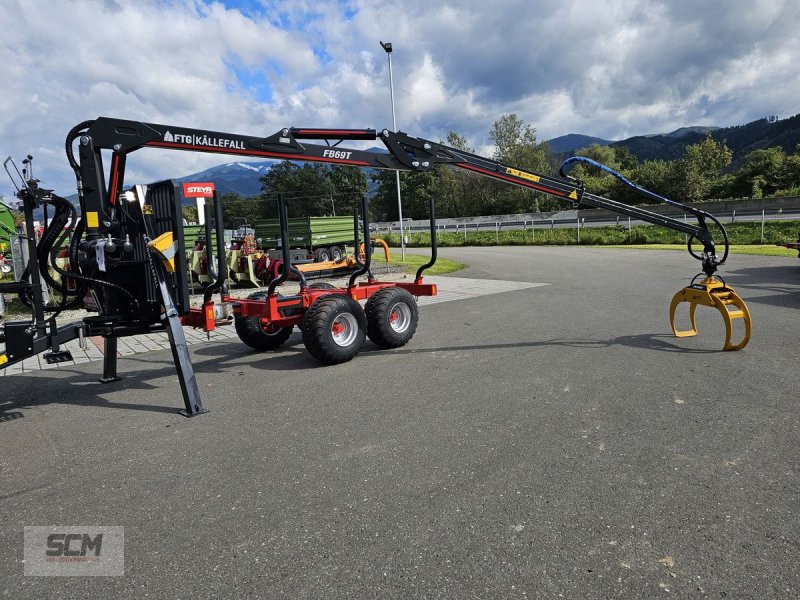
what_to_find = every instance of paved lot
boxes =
[1,246,799,598]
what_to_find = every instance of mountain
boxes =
[174,147,388,201]
[611,115,800,164]
[548,115,800,166]
[547,126,719,156]
[659,126,719,138]
[546,134,613,153]
[177,160,273,197]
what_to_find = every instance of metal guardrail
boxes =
[374,207,800,243]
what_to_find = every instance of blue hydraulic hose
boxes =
[559,156,688,210]
[559,156,729,265]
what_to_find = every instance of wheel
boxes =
[234,292,294,351]
[302,294,366,365]
[365,287,419,349]
[314,248,331,262]
[328,246,343,261]
[309,281,335,290]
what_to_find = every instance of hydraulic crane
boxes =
[0,117,752,415]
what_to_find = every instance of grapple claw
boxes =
[669,277,751,351]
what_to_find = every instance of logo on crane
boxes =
[162,130,245,150]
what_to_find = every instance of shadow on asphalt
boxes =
[0,328,724,425]
[358,332,719,356]
[723,264,800,309]
[0,340,317,424]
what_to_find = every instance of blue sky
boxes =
[1,0,799,198]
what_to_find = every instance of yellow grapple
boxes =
[669,277,752,351]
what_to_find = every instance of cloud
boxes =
[1,0,798,200]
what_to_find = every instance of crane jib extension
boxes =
[0,117,752,417]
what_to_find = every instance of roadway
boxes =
[1,246,799,598]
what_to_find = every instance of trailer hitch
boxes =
[669,275,751,351]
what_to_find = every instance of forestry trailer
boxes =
[0,117,751,416]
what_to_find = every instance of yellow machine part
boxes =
[359,238,391,263]
[296,255,360,274]
[231,251,263,288]
[669,277,752,351]
[147,232,177,272]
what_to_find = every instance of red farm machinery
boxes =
[0,118,752,416]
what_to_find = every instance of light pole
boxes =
[380,40,405,261]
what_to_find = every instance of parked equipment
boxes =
[776,234,800,257]
[0,117,751,416]
[253,216,355,262]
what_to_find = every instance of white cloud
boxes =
[1,0,799,201]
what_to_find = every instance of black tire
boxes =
[314,248,330,262]
[299,282,336,334]
[302,294,366,365]
[329,246,343,261]
[234,292,294,351]
[365,287,418,349]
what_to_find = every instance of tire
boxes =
[298,282,336,334]
[302,294,366,365]
[365,287,418,349]
[314,248,331,262]
[328,246,343,261]
[234,292,294,351]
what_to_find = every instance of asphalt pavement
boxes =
[1,246,799,599]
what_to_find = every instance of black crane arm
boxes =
[70,117,726,274]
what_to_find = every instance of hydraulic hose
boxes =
[558,156,730,266]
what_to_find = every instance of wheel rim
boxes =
[261,320,283,336]
[331,312,359,347]
[387,302,412,333]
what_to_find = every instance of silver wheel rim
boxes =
[388,302,412,333]
[331,312,359,347]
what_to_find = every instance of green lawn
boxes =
[603,244,799,257]
[371,251,465,275]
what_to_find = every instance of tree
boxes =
[432,131,490,218]
[730,147,787,198]
[182,204,198,223]
[488,114,552,213]
[370,168,437,221]
[778,144,800,195]
[220,192,262,229]
[259,160,369,219]
[673,135,732,201]
[260,161,333,218]
[327,164,368,217]
[571,144,624,199]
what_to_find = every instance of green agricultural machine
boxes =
[252,216,356,261]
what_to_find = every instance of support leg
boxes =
[99,336,121,383]
[163,305,207,417]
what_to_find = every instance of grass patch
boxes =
[380,218,800,249]
[603,244,799,257]
[372,251,465,275]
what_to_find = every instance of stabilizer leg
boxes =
[162,304,207,417]
[99,336,121,383]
